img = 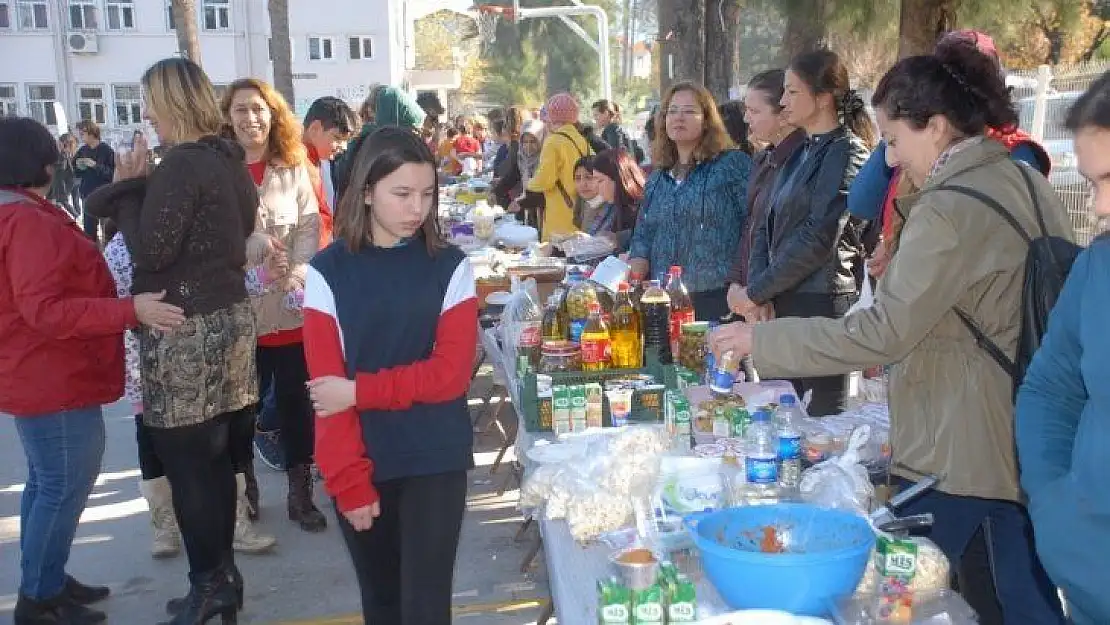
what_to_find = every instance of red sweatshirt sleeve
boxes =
[303,265,379,512]
[355,258,478,411]
[311,167,333,249]
[8,208,138,338]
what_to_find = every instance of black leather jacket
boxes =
[747,126,869,304]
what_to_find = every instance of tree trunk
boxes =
[623,0,633,83]
[896,0,959,59]
[704,0,741,102]
[268,0,295,107]
[171,0,202,64]
[1045,29,1064,65]
[657,0,676,93]
[780,0,827,64]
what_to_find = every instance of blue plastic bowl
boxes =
[686,503,875,616]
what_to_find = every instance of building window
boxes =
[27,84,58,126]
[348,36,374,61]
[105,0,134,30]
[18,0,48,29]
[0,3,11,29]
[165,0,173,29]
[113,84,142,126]
[68,0,97,30]
[77,85,107,124]
[0,84,17,117]
[308,36,334,61]
[202,0,229,30]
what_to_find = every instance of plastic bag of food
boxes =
[567,478,634,542]
[855,534,951,596]
[799,426,875,514]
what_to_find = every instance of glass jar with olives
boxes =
[678,321,710,374]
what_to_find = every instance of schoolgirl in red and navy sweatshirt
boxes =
[303,127,477,625]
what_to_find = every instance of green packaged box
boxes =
[552,385,572,436]
[597,578,632,624]
[728,405,751,438]
[585,382,604,429]
[570,384,588,432]
[632,584,665,625]
[675,367,701,390]
[666,574,698,623]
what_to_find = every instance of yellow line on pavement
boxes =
[270,597,545,625]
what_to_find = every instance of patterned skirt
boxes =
[139,300,259,429]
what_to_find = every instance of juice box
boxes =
[552,385,572,436]
[584,382,604,429]
[728,405,751,438]
[665,575,698,623]
[631,584,665,625]
[569,384,588,432]
[597,578,632,624]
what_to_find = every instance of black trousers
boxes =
[256,344,315,467]
[149,409,248,576]
[691,288,730,322]
[137,412,254,480]
[771,291,856,417]
[338,471,468,625]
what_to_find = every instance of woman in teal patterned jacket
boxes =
[629,81,752,320]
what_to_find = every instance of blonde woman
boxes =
[85,57,258,624]
[221,79,327,533]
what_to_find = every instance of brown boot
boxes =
[287,464,327,532]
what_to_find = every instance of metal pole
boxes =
[516,5,612,101]
[1031,64,1052,142]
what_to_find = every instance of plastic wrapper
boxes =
[567,478,634,542]
[834,589,976,624]
[558,233,616,261]
[855,536,951,596]
[799,426,875,514]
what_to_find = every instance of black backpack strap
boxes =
[927,183,1031,377]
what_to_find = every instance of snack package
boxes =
[855,534,950,596]
[799,425,875,514]
[567,478,633,542]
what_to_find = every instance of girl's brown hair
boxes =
[220,78,306,166]
[504,106,526,141]
[334,127,445,255]
[141,57,224,144]
[592,148,645,233]
[652,81,734,169]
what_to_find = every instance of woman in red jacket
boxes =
[0,116,184,625]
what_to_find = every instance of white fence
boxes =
[1010,61,1110,246]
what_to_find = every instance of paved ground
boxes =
[0,368,552,624]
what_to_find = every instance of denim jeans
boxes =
[257,373,278,431]
[14,406,106,599]
[893,478,1065,625]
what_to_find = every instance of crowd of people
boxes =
[1,25,1108,625]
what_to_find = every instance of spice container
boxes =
[539,340,582,374]
[610,547,660,590]
[678,322,710,373]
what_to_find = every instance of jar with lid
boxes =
[539,340,582,374]
[678,322,710,373]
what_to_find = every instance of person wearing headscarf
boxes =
[497,119,545,227]
[333,86,427,200]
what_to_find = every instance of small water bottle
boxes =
[744,408,779,496]
[709,349,739,395]
[775,395,803,489]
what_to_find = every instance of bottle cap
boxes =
[618,282,630,292]
[753,408,771,422]
[588,301,601,313]
[780,394,796,407]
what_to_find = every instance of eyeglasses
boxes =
[665,107,703,118]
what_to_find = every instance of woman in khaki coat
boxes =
[711,43,1069,624]
[223,78,327,534]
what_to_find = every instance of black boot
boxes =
[166,558,243,615]
[158,569,238,625]
[14,593,106,625]
[286,464,326,532]
[63,576,109,605]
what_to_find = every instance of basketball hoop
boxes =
[473,4,515,47]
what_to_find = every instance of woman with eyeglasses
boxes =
[627,81,752,320]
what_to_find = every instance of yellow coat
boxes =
[526,123,590,241]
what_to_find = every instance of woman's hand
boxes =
[307,376,356,416]
[869,238,892,279]
[710,321,755,360]
[115,138,150,181]
[343,501,381,531]
[265,249,290,285]
[133,291,186,332]
[727,284,758,317]
[747,303,775,323]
